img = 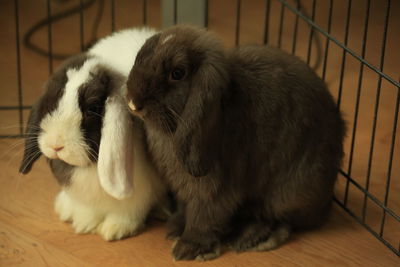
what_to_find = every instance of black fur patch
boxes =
[49,159,74,186]
[41,54,89,117]
[78,67,122,161]
[19,54,89,174]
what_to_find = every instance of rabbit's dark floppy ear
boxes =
[19,102,42,174]
[173,58,227,177]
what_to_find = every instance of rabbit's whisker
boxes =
[87,111,103,119]
[166,107,189,132]
[0,139,32,159]
[0,124,41,131]
[19,150,41,172]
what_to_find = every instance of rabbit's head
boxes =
[126,26,229,177]
[20,54,134,199]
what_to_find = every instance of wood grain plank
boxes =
[0,221,88,267]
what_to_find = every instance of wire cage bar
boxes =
[1,0,399,256]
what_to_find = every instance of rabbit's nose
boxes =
[53,146,64,152]
[128,100,143,112]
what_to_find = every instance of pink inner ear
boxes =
[97,95,134,200]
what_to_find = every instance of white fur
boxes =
[98,93,134,200]
[39,58,102,167]
[89,28,158,77]
[55,121,166,240]
[42,27,167,240]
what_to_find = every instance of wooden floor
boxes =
[1,0,399,266]
[0,139,397,266]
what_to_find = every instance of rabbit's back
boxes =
[221,45,345,228]
[226,45,344,161]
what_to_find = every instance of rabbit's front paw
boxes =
[54,190,73,222]
[97,214,144,241]
[55,190,103,234]
[172,238,220,261]
[166,211,185,240]
[71,209,103,234]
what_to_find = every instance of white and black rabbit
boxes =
[19,28,168,241]
[126,26,346,260]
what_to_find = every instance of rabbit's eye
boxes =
[170,68,186,81]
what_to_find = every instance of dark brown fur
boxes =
[126,26,345,261]
[49,159,74,186]
[78,67,120,161]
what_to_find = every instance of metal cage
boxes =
[1,0,399,256]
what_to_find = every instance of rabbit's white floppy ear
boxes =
[98,94,134,200]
